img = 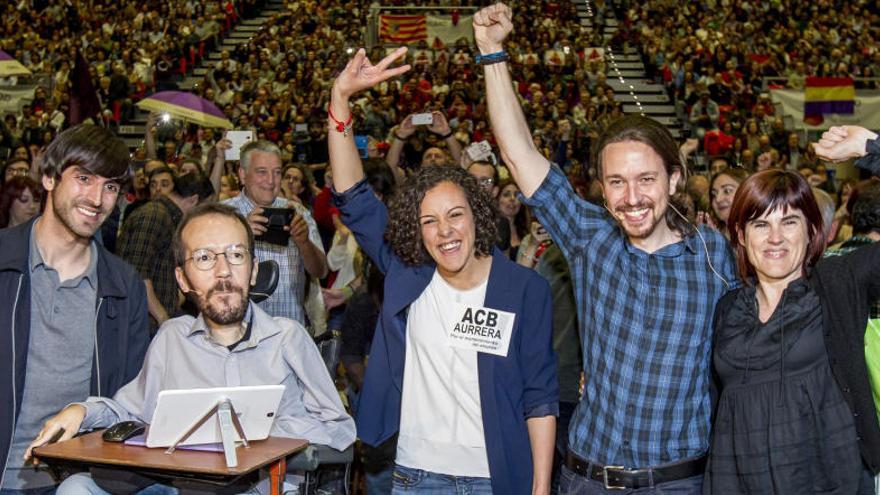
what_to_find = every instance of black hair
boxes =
[385,165,497,266]
[851,183,880,236]
[1,157,30,186]
[364,159,396,200]
[148,166,175,180]
[39,124,131,184]
[173,172,215,201]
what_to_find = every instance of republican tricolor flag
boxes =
[379,14,427,44]
[803,76,855,126]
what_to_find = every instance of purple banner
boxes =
[804,100,855,116]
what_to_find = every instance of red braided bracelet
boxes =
[328,106,353,137]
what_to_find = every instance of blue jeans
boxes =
[390,465,492,495]
[365,466,393,495]
[57,473,298,494]
[558,465,702,495]
[56,474,177,495]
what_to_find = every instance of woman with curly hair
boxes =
[328,48,558,495]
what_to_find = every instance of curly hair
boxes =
[385,166,498,266]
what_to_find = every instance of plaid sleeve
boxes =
[522,165,609,259]
[118,204,164,281]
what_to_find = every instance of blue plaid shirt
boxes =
[524,166,738,468]
[224,192,324,324]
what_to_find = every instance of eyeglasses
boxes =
[477,177,494,187]
[184,245,250,271]
[7,167,29,177]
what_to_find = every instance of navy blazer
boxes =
[0,217,150,478]
[335,180,558,494]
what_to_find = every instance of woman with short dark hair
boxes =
[706,162,880,493]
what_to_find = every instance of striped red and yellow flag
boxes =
[804,77,855,125]
[379,14,427,44]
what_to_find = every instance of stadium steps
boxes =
[608,61,643,70]
[622,104,676,115]
[614,93,669,104]
[116,1,286,148]
[220,38,252,48]
[609,54,641,63]
[585,4,686,137]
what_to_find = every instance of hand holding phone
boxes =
[466,141,494,162]
[411,113,434,126]
[225,130,256,161]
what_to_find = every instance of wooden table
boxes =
[34,432,307,494]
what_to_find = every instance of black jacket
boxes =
[812,243,880,472]
[0,218,150,478]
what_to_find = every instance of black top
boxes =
[707,279,867,493]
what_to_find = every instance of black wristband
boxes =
[437,130,453,139]
[394,133,407,140]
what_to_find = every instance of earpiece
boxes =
[604,197,731,290]
[667,202,731,290]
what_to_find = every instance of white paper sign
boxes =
[446,304,515,357]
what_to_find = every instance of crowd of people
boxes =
[1,0,880,494]
[619,0,879,172]
[0,0,265,157]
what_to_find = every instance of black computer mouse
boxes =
[102,421,147,442]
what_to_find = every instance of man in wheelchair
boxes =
[25,203,355,494]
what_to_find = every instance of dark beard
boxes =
[52,190,103,240]
[201,280,247,325]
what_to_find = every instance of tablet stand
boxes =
[165,399,250,468]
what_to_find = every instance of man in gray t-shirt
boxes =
[0,125,149,492]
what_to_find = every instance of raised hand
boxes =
[680,138,699,157]
[428,111,451,136]
[812,125,878,162]
[397,114,417,139]
[332,47,411,101]
[696,211,718,230]
[473,3,514,54]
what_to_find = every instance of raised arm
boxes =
[813,125,880,175]
[385,114,415,185]
[428,111,463,164]
[475,3,550,197]
[329,47,410,193]
[145,111,159,159]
